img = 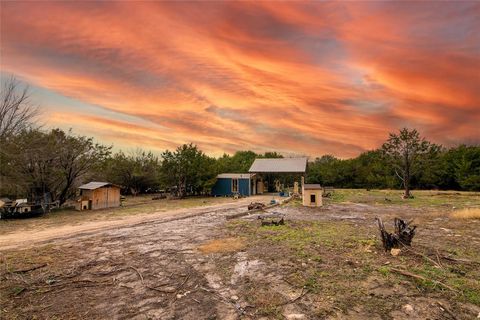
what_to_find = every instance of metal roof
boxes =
[217,173,252,179]
[78,182,120,190]
[248,157,307,173]
[303,184,322,190]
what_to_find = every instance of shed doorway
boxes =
[310,194,316,204]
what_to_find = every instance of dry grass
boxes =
[451,207,480,219]
[197,237,246,254]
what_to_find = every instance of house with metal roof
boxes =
[76,181,121,210]
[212,158,308,197]
[248,157,307,194]
[211,174,254,197]
[248,157,307,173]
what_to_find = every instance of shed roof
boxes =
[217,173,252,179]
[78,182,120,190]
[249,157,307,173]
[303,184,322,190]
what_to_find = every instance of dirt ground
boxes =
[1,190,479,319]
[0,195,241,248]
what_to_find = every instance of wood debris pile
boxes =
[248,202,266,211]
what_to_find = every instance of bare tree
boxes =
[0,76,39,140]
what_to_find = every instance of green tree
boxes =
[260,152,283,159]
[160,144,216,197]
[306,155,341,186]
[381,128,440,198]
[102,149,160,196]
[53,129,111,204]
[1,128,110,204]
[228,151,258,172]
[443,145,480,191]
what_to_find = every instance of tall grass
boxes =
[451,208,480,219]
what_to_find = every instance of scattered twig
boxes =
[129,266,182,294]
[435,249,444,268]
[402,247,443,269]
[441,255,479,265]
[13,287,26,296]
[178,274,190,290]
[436,301,458,320]
[390,268,459,293]
[129,266,144,283]
[172,274,192,301]
[277,288,308,306]
[38,279,111,290]
[12,264,47,274]
[39,304,53,311]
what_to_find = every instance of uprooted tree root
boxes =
[376,217,416,251]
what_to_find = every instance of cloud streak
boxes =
[1,1,479,157]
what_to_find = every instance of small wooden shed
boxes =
[76,182,121,211]
[302,184,323,207]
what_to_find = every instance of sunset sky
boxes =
[1,1,479,158]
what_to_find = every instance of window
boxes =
[232,179,239,193]
[310,194,316,204]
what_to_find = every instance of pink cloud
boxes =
[1,1,478,157]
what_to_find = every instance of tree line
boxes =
[307,142,480,194]
[1,77,479,205]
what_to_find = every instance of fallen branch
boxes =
[12,264,47,274]
[441,255,479,265]
[402,247,443,269]
[226,197,291,220]
[390,268,459,293]
[436,302,458,320]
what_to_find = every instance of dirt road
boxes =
[1,196,285,319]
[0,196,271,251]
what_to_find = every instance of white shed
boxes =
[302,184,323,207]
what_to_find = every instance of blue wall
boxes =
[212,178,250,196]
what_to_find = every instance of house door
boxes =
[310,194,316,204]
[257,180,264,194]
[88,200,92,210]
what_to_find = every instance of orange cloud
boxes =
[1,1,479,157]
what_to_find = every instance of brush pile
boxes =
[248,202,266,210]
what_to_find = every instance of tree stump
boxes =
[376,217,416,251]
[258,212,285,226]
